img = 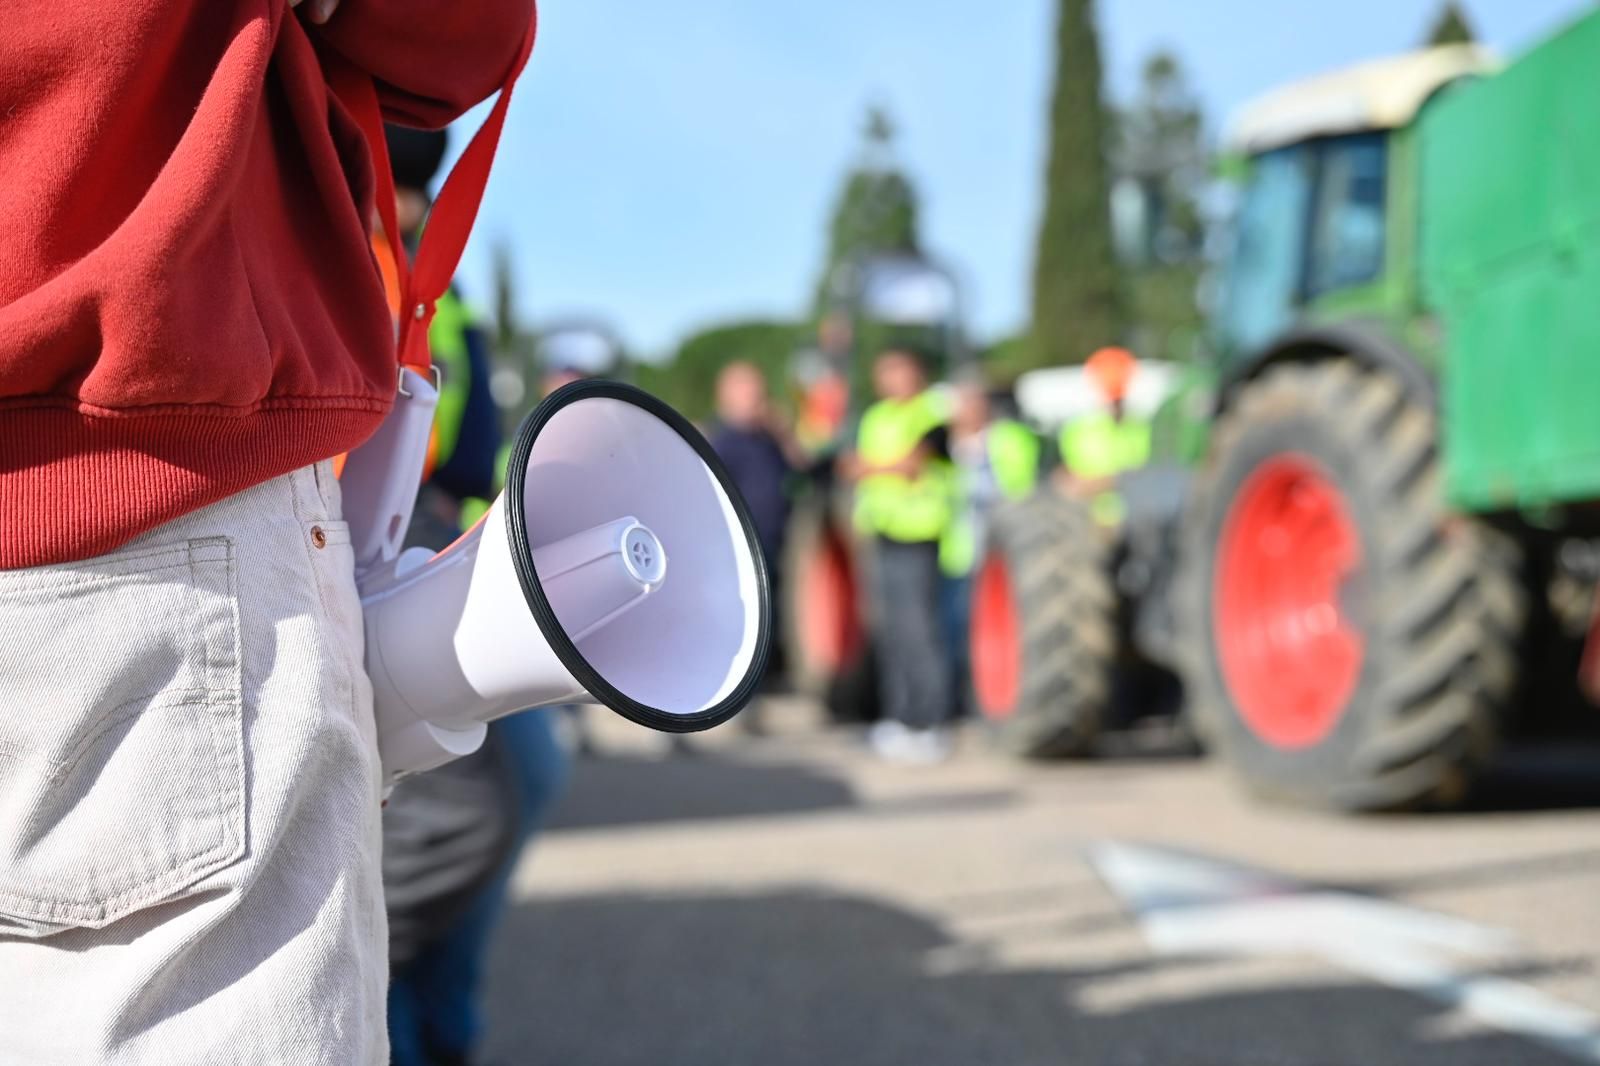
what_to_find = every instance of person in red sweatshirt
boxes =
[0,1,534,1062]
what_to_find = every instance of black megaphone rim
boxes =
[503,378,773,733]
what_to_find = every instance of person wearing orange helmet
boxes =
[1058,347,1152,526]
[1085,346,1140,408]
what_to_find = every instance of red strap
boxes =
[326,16,538,375]
[399,21,536,371]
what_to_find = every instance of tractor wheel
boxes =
[970,490,1116,757]
[1178,360,1527,810]
[782,502,878,723]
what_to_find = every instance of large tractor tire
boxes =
[781,501,879,723]
[1178,360,1527,811]
[969,490,1116,757]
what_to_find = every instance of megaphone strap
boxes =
[326,11,538,379]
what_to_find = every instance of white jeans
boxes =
[0,464,387,1064]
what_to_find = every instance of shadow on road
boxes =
[545,751,861,832]
[484,888,1580,1066]
[1460,742,1600,813]
[545,744,1018,834]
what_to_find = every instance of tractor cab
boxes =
[1213,45,1497,366]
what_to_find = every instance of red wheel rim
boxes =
[799,528,860,674]
[971,554,1023,718]
[1214,455,1364,749]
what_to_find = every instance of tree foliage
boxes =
[1116,51,1207,266]
[814,107,922,312]
[1029,0,1122,371]
[490,239,523,355]
[1115,50,1209,361]
[1426,2,1476,46]
[635,109,930,423]
[634,319,805,424]
[486,240,540,430]
[807,106,951,401]
[981,333,1033,385]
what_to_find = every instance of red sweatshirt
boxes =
[0,0,534,568]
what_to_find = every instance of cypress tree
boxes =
[814,107,921,313]
[813,107,944,395]
[1029,0,1122,369]
[1426,2,1476,46]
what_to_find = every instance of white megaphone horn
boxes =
[357,379,772,779]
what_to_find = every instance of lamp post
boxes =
[823,251,967,393]
[491,318,628,432]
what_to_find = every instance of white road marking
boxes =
[1088,841,1600,1063]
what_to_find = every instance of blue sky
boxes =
[448,0,1583,358]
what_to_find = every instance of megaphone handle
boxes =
[342,367,440,574]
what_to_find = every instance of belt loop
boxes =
[293,463,337,525]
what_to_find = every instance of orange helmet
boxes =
[1085,346,1138,403]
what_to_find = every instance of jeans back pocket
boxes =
[0,538,244,937]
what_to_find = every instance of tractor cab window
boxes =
[1216,145,1314,355]
[1216,134,1390,357]
[1307,133,1387,295]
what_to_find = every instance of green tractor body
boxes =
[1169,13,1600,809]
[1420,16,1600,513]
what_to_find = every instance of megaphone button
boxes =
[622,524,667,586]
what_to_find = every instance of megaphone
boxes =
[359,380,772,778]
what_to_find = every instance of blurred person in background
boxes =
[1057,346,1151,526]
[709,361,798,577]
[846,348,958,763]
[941,375,1045,700]
[708,361,800,719]
[379,125,570,1066]
[794,313,856,453]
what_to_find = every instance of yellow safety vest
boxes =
[939,419,1042,576]
[854,392,954,543]
[988,419,1043,501]
[1060,411,1151,526]
[427,289,475,468]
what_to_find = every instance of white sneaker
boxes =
[868,719,911,762]
[901,727,953,765]
[869,720,952,765]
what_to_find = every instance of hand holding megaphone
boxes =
[354,380,772,779]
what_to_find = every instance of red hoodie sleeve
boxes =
[310,0,536,128]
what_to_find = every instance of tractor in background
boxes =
[1174,19,1600,809]
[983,13,1600,810]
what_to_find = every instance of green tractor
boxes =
[1175,16,1600,809]
[983,13,1600,809]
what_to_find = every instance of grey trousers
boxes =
[872,537,955,731]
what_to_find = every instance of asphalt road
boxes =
[484,702,1600,1066]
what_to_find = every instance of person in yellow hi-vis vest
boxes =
[942,376,1044,578]
[844,348,958,764]
[1058,346,1151,527]
[941,376,1045,702]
